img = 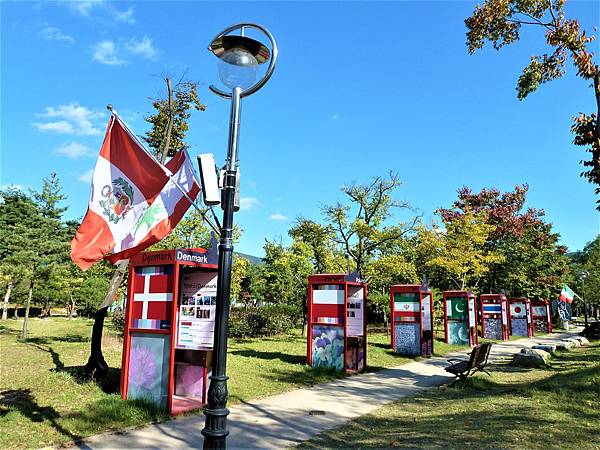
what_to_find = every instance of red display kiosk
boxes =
[480,293,510,340]
[120,244,218,415]
[390,284,434,356]
[531,299,552,334]
[443,291,478,346]
[508,297,534,337]
[307,273,368,373]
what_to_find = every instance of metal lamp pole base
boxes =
[202,87,242,449]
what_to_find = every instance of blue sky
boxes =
[1,1,599,257]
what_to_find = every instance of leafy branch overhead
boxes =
[465,0,600,207]
[144,78,206,163]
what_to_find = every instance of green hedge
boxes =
[109,304,302,339]
[229,304,302,338]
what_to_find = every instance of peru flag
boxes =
[106,149,200,265]
[70,115,200,270]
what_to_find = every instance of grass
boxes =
[299,342,600,449]
[0,318,465,449]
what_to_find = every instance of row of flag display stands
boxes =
[120,254,556,415]
[120,245,219,416]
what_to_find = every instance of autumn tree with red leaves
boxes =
[465,0,600,208]
[439,184,569,298]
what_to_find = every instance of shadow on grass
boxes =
[0,323,21,336]
[25,340,121,394]
[230,349,306,365]
[24,333,91,345]
[301,345,600,449]
[0,388,80,441]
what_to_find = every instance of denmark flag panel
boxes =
[131,301,144,319]
[149,274,174,294]
[147,302,172,321]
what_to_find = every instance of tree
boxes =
[465,0,600,207]
[0,188,39,323]
[288,218,342,273]
[322,172,418,275]
[0,175,69,338]
[438,185,568,296]
[231,256,250,305]
[425,211,505,291]
[569,235,600,315]
[144,77,206,163]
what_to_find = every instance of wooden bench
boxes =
[445,343,493,383]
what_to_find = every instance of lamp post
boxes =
[201,23,277,449]
[579,270,589,329]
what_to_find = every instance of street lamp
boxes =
[201,23,277,449]
[579,270,589,329]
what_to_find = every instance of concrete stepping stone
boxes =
[532,344,557,354]
[511,348,550,367]
[562,338,581,347]
[555,341,575,351]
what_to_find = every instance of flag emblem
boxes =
[100,177,134,223]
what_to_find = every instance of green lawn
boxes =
[0,318,464,449]
[300,342,600,449]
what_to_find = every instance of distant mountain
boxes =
[234,252,263,265]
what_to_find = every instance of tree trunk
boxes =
[2,281,13,320]
[21,280,33,339]
[383,307,390,336]
[158,77,174,164]
[68,294,75,320]
[85,306,109,378]
[86,260,128,378]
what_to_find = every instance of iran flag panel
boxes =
[71,117,168,270]
[107,149,200,264]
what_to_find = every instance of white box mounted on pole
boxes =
[197,154,221,206]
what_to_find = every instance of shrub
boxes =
[110,308,126,337]
[229,304,302,338]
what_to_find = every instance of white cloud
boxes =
[92,40,126,66]
[38,26,74,43]
[55,141,92,159]
[125,36,157,60]
[113,6,136,24]
[67,0,104,17]
[239,197,260,211]
[331,114,339,120]
[66,1,135,24]
[78,169,94,183]
[269,213,289,221]
[34,102,103,136]
[248,181,257,189]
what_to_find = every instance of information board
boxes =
[176,271,217,350]
[468,297,476,326]
[347,286,364,337]
[421,294,432,331]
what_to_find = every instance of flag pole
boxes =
[106,105,221,237]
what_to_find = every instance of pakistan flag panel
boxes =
[446,297,468,320]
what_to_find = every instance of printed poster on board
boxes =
[177,271,218,350]
[421,294,431,331]
[468,298,476,327]
[347,286,364,337]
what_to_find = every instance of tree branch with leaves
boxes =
[465,0,600,207]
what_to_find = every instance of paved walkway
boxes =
[79,330,581,449]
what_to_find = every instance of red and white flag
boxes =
[71,116,200,270]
